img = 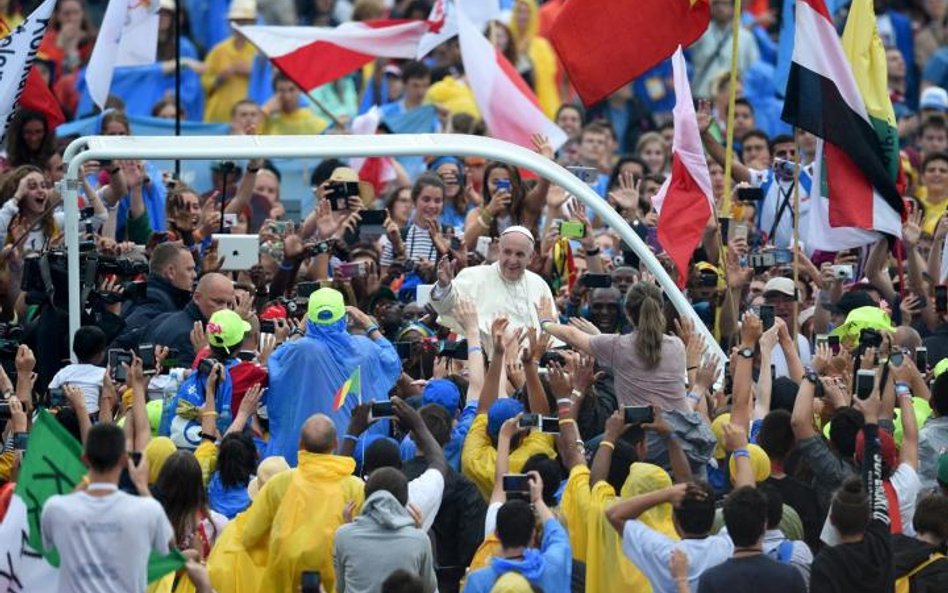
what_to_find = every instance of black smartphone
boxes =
[915,347,928,372]
[759,305,775,331]
[359,209,387,238]
[301,571,321,593]
[502,473,530,494]
[138,343,156,375]
[718,217,730,242]
[724,361,733,394]
[108,349,133,382]
[395,341,414,360]
[736,187,764,203]
[371,401,394,418]
[539,416,560,434]
[0,400,9,421]
[518,413,540,429]
[260,319,276,334]
[297,281,320,299]
[581,273,612,288]
[855,370,875,400]
[937,285,948,314]
[48,387,67,407]
[161,348,180,368]
[438,340,469,360]
[623,405,654,425]
[828,335,841,355]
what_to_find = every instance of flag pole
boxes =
[174,0,181,180]
[792,132,801,344]
[721,0,743,216]
[302,87,345,129]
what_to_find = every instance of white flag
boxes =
[418,0,501,58]
[0,494,58,593]
[87,0,160,110]
[0,0,57,143]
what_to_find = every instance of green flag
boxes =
[15,410,185,581]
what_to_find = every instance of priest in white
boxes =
[431,226,553,355]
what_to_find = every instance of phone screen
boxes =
[937,285,948,313]
[855,371,875,400]
[759,305,775,331]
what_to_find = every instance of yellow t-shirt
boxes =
[917,186,948,235]
[202,37,256,123]
[264,109,328,135]
[461,412,556,500]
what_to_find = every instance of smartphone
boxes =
[48,387,67,407]
[558,220,586,239]
[718,217,730,243]
[732,223,748,242]
[268,220,292,235]
[494,178,511,192]
[438,340,469,360]
[539,416,560,434]
[736,187,764,203]
[502,473,530,494]
[749,252,776,271]
[774,248,793,266]
[222,213,238,230]
[623,405,655,425]
[199,357,222,378]
[518,413,541,429]
[581,273,612,288]
[371,401,394,418]
[567,165,600,185]
[138,344,156,376]
[108,349,133,382]
[335,261,365,280]
[815,334,829,349]
[296,281,320,299]
[915,347,928,372]
[698,270,718,288]
[359,209,387,238]
[936,285,948,314]
[759,304,775,331]
[301,571,321,593]
[260,319,276,334]
[475,236,492,259]
[855,369,875,400]
[724,361,733,394]
[395,341,414,360]
[828,335,841,355]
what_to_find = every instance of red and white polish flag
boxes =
[456,5,567,151]
[653,46,715,288]
[235,19,432,92]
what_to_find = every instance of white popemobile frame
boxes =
[61,134,725,362]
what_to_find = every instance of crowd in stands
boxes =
[2,1,948,593]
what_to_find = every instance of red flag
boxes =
[21,67,65,131]
[549,0,710,107]
[653,48,715,289]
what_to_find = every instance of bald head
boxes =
[194,273,235,319]
[894,326,922,353]
[300,414,337,454]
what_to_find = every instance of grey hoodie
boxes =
[333,490,437,593]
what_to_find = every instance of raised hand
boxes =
[436,255,455,288]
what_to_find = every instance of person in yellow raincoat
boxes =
[508,0,562,119]
[560,409,684,593]
[239,414,364,593]
[206,457,290,593]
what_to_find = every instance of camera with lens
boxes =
[198,357,220,376]
[0,323,24,360]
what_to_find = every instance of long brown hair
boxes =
[0,165,57,244]
[483,161,536,236]
[625,282,666,368]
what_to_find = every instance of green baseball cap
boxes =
[206,309,252,352]
[829,306,895,343]
[308,287,346,325]
[933,358,948,379]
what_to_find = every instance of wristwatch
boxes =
[198,431,217,443]
[802,371,819,384]
[737,347,754,359]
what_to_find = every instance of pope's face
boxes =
[498,233,533,281]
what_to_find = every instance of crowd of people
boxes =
[2,0,948,592]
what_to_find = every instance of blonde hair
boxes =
[626,282,666,368]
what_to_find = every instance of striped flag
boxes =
[653,47,715,288]
[456,4,566,151]
[781,0,903,240]
[333,367,362,411]
[235,20,432,94]
[86,0,160,111]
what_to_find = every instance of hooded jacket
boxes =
[333,490,438,593]
[892,534,948,593]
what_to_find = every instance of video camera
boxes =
[21,249,149,308]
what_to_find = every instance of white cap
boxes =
[500,225,534,243]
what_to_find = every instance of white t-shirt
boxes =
[771,335,812,379]
[408,468,445,533]
[622,519,734,593]
[48,364,106,413]
[41,490,174,593]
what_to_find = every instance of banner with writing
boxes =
[0,0,57,144]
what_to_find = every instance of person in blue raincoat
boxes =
[265,288,401,466]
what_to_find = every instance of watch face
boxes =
[740,348,754,358]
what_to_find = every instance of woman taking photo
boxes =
[462,158,549,250]
[429,157,471,232]
[537,281,688,411]
[379,172,449,269]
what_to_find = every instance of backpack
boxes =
[766,540,794,564]
[895,553,946,593]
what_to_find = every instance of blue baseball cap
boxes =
[423,379,461,415]
[487,399,524,439]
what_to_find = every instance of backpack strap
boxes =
[904,553,946,579]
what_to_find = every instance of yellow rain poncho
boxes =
[240,452,364,593]
[462,413,556,500]
[508,0,561,118]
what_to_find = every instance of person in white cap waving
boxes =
[431,226,553,354]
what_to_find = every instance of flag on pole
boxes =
[86,0,161,111]
[0,410,185,593]
[0,0,58,144]
[0,16,65,133]
[781,0,903,237]
[456,5,567,151]
[235,20,432,94]
[333,366,362,411]
[548,0,710,107]
[652,46,715,289]
[417,0,502,59]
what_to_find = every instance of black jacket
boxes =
[893,534,948,593]
[113,275,192,349]
[141,301,205,367]
[403,458,486,593]
[923,324,948,373]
